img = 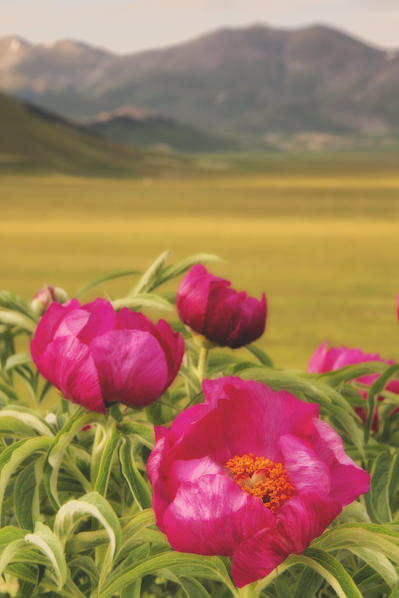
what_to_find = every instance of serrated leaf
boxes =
[25,522,68,590]
[76,268,141,298]
[119,436,152,510]
[112,293,173,312]
[130,250,171,295]
[0,436,51,523]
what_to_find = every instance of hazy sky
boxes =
[1,0,398,53]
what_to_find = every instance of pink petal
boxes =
[89,329,168,406]
[30,299,80,361]
[203,285,242,344]
[116,309,153,332]
[225,293,267,348]
[279,434,331,496]
[153,320,185,386]
[163,473,274,556]
[312,419,370,505]
[37,335,104,412]
[164,378,318,471]
[78,298,116,344]
[177,265,229,332]
[232,493,341,587]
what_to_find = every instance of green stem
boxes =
[196,346,209,382]
[237,583,257,598]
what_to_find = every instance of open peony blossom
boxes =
[147,376,369,587]
[308,342,399,426]
[176,265,266,348]
[31,298,184,412]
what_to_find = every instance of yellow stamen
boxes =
[225,453,294,512]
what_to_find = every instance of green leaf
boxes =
[153,253,222,290]
[43,408,96,509]
[93,424,120,497]
[246,344,274,367]
[119,437,152,510]
[365,451,399,523]
[287,548,362,598]
[25,521,68,590]
[68,555,99,588]
[118,420,155,449]
[0,408,54,437]
[14,459,43,530]
[0,310,36,332]
[54,491,121,559]
[76,268,141,298]
[0,291,36,321]
[4,352,32,371]
[112,293,173,312]
[348,546,398,589]
[0,436,51,523]
[320,362,392,387]
[365,365,399,442]
[101,552,236,598]
[293,568,323,598]
[0,538,27,578]
[130,250,171,295]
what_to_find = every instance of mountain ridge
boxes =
[1,24,399,142]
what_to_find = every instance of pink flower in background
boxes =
[308,342,399,426]
[176,265,266,348]
[31,285,69,315]
[397,294,399,322]
[31,298,184,412]
[148,377,369,587]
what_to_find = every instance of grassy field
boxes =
[1,153,399,369]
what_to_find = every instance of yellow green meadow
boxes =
[2,154,399,368]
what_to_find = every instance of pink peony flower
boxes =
[31,298,184,412]
[147,377,369,587]
[308,342,399,426]
[176,265,266,348]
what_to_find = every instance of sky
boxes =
[1,0,398,53]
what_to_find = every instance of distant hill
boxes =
[1,25,399,144]
[85,107,237,152]
[0,93,196,175]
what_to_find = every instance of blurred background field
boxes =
[2,152,399,369]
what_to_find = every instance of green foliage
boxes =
[0,251,397,597]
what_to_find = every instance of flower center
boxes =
[225,453,295,512]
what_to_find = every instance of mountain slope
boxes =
[1,25,399,140]
[0,93,193,175]
[85,107,237,152]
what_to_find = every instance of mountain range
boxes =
[0,93,198,175]
[1,24,399,145]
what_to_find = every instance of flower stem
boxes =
[196,345,209,382]
[237,583,257,598]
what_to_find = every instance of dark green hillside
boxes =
[86,114,237,152]
[0,93,193,175]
